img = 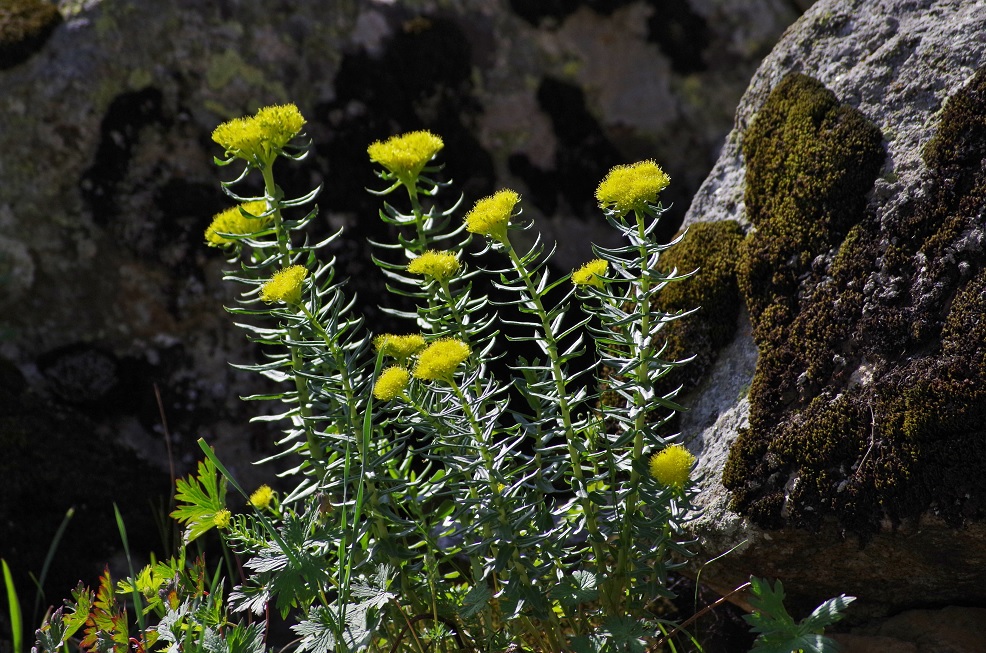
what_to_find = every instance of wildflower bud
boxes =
[249,485,274,510]
[595,160,670,216]
[205,200,271,247]
[413,338,471,382]
[464,189,520,243]
[367,131,444,184]
[212,104,306,163]
[407,250,460,281]
[212,509,232,529]
[373,366,411,401]
[572,259,608,289]
[260,265,308,305]
[649,444,695,490]
[374,333,427,360]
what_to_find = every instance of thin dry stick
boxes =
[153,383,177,496]
[855,403,877,478]
[654,581,752,648]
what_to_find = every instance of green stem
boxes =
[614,208,658,601]
[404,181,428,255]
[436,278,471,342]
[259,163,323,466]
[499,238,609,593]
[299,305,392,544]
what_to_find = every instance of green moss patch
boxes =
[656,219,745,393]
[0,0,61,70]
[724,68,986,534]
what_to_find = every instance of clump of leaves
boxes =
[744,577,854,653]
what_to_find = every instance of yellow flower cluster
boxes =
[249,485,274,510]
[373,366,411,401]
[464,189,520,243]
[374,333,427,360]
[260,265,308,305]
[407,250,460,281]
[413,338,471,382]
[205,200,271,247]
[649,444,695,490]
[212,509,232,529]
[367,131,444,184]
[595,160,670,216]
[212,104,306,163]
[572,258,608,288]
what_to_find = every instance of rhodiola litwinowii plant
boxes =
[32,104,708,653]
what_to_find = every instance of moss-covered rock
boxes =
[0,0,61,70]
[723,66,986,535]
[655,219,745,394]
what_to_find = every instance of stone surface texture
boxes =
[677,0,986,625]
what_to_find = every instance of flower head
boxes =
[212,509,232,529]
[649,444,695,490]
[212,103,306,163]
[464,189,520,243]
[249,485,274,510]
[407,250,460,281]
[413,338,471,382]
[595,160,670,215]
[572,259,608,289]
[205,200,271,247]
[374,333,427,360]
[367,131,444,184]
[373,366,411,401]
[260,265,308,305]
[255,104,306,150]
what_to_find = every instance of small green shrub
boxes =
[29,103,853,653]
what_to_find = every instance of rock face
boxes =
[677,0,986,622]
[0,0,809,597]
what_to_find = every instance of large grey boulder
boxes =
[676,0,986,622]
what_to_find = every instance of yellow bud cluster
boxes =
[373,366,411,401]
[260,265,308,305]
[212,509,232,529]
[572,258,608,288]
[249,485,274,510]
[413,338,471,382]
[464,189,520,243]
[374,333,427,360]
[407,250,460,281]
[649,444,695,490]
[367,131,444,183]
[204,200,271,247]
[212,103,306,163]
[595,160,670,216]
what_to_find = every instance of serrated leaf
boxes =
[170,458,228,545]
[599,616,649,653]
[746,577,853,653]
[292,606,339,653]
[458,583,492,619]
[802,594,856,632]
[549,570,598,607]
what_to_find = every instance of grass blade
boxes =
[32,507,75,620]
[112,504,147,637]
[2,558,23,653]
